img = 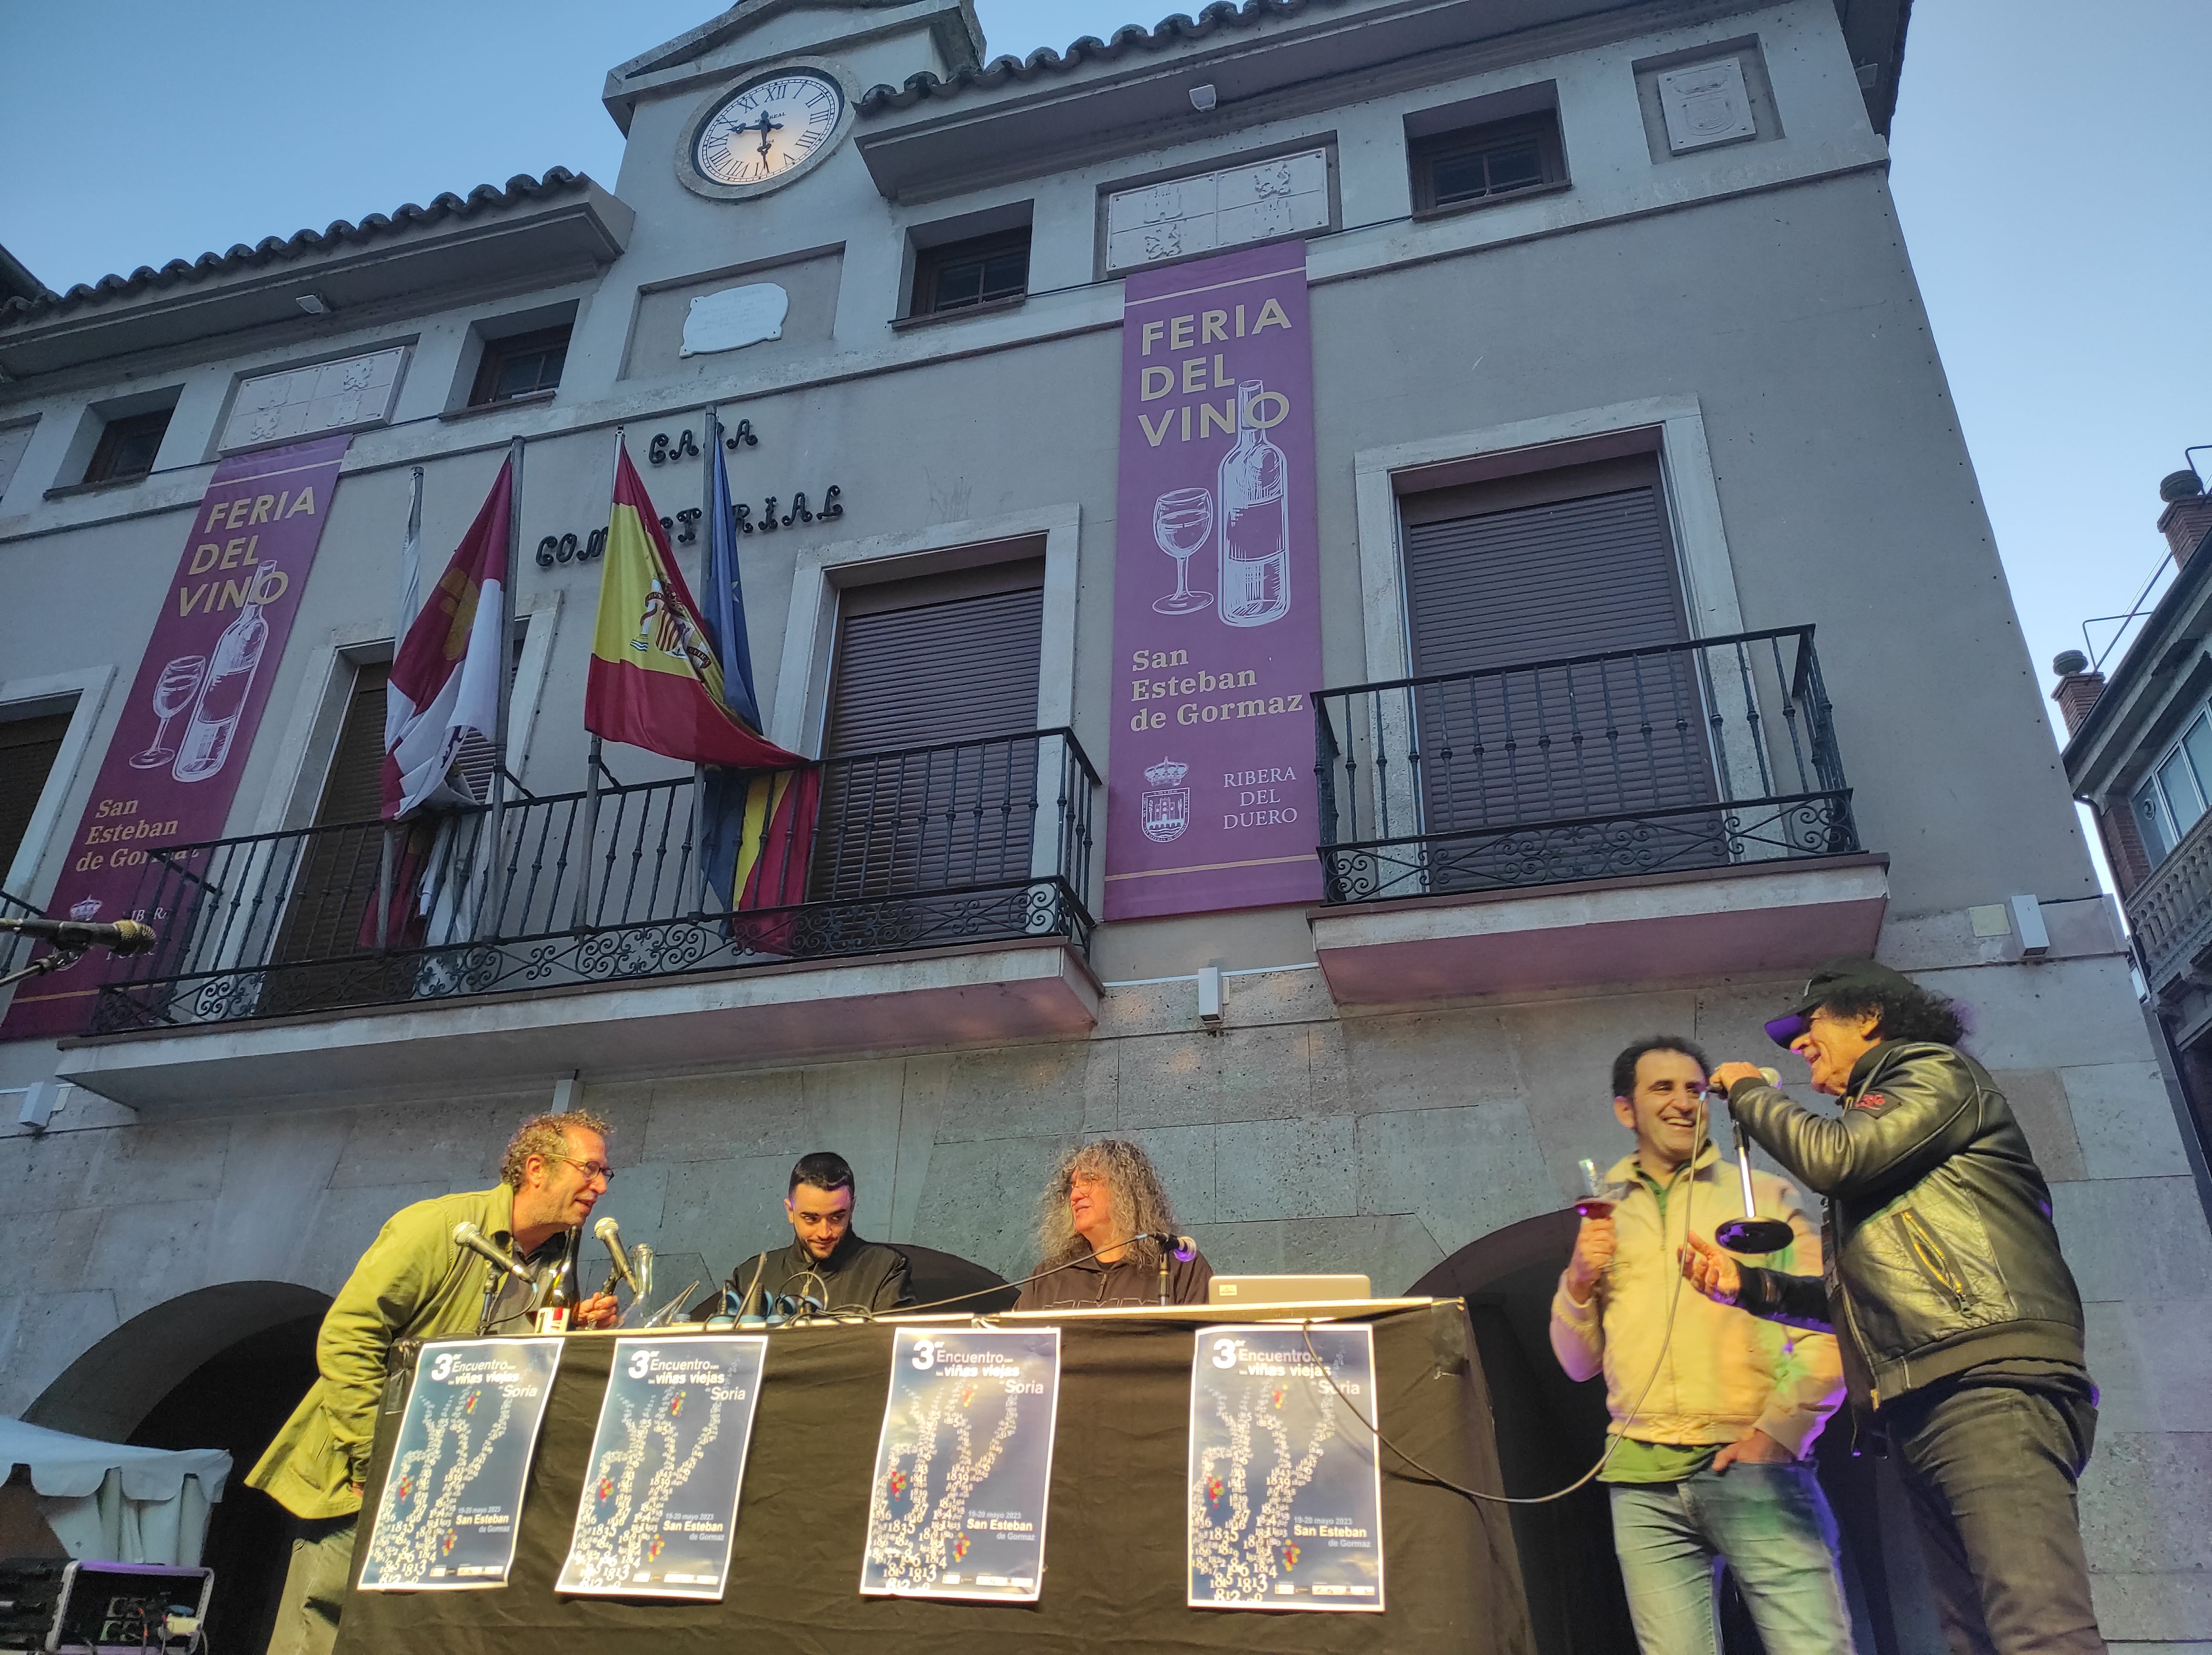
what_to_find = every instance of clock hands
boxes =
[745,109,783,166]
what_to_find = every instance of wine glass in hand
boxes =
[132,655,207,770]
[1151,488,1215,614]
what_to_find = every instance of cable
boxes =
[1299,1096,1715,1506]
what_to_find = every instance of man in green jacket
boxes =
[250,1109,622,1655]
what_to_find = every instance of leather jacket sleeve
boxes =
[1736,1266,1835,1333]
[1727,1045,1982,1202]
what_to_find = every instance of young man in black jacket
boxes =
[707,1152,912,1318]
[1690,959,2105,1655]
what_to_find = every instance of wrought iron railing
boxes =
[90,729,1097,1033]
[1313,627,1858,903]
[1,889,43,978]
[2128,805,2212,998]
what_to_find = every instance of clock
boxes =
[676,67,854,201]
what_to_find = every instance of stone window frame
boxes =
[768,505,1083,894]
[250,592,563,835]
[1349,395,1747,688]
[0,665,117,903]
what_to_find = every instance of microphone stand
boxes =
[0,945,88,991]
[1713,1086,1794,1256]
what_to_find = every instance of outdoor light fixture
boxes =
[296,292,332,315]
[1189,83,1218,111]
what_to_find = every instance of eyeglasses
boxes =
[547,1154,615,1184]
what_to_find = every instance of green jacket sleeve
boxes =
[1728,1046,1983,1202]
[317,1205,440,1487]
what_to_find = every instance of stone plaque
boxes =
[1106,150,1330,275]
[1657,59,1757,152]
[222,346,406,451]
[681,284,789,357]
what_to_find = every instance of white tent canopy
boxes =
[1,1418,230,1568]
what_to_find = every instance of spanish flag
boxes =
[587,437,817,918]
[585,439,797,770]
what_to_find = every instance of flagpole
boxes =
[692,404,718,920]
[488,436,522,932]
[380,467,425,953]
[575,430,619,931]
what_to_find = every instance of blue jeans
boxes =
[1609,1463,1857,1655]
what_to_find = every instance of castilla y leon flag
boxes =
[587,438,815,909]
[382,458,510,818]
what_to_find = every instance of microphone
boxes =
[1715,1068,1793,1256]
[1147,1232,1199,1262]
[594,1216,640,1296]
[0,917,157,955]
[452,1220,531,1283]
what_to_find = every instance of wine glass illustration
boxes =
[1152,488,1216,615]
[131,655,207,770]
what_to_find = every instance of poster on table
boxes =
[1104,239,1325,920]
[357,1337,563,1591]
[0,432,352,1041]
[557,1335,769,1598]
[1188,1323,1384,1611]
[859,1328,1061,1602]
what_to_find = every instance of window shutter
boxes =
[1399,469,1715,851]
[814,578,1045,901]
[272,664,391,970]
[0,709,74,888]
[822,585,1044,757]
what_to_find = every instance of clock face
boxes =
[694,72,845,189]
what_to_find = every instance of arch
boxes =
[29,1281,330,1655]
[25,1281,330,1443]
[1412,1208,1635,1655]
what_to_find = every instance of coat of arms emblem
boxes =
[1141,757,1191,843]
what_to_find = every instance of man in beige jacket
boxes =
[1551,1036,1854,1655]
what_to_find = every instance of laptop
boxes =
[1208,1273,1371,1306]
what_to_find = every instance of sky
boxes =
[1,0,2206,756]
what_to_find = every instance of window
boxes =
[911,229,1031,317]
[1410,114,1565,212]
[814,563,1045,899]
[2132,708,2212,864]
[469,325,569,406]
[1398,455,1710,879]
[0,707,74,886]
[82,408,171,484]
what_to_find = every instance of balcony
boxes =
[56,731,1101,1108]
[1306,627,1888,1005]
[2129,805,2212,1021]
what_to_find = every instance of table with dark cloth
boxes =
[336,1300,1535,1655]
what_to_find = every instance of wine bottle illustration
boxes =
[172,574,273,784]
[1216,380,1290,627]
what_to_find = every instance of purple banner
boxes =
[1105,243,1323,920]
[3,433,351,1040]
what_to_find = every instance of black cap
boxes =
[1763,957,1918,1047]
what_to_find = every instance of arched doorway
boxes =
[1413,1207,1636,1655]
[28,1282,329,1655]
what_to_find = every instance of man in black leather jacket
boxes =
[1695,959,2104,1655]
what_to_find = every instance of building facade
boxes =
[1,0,2206,1649]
